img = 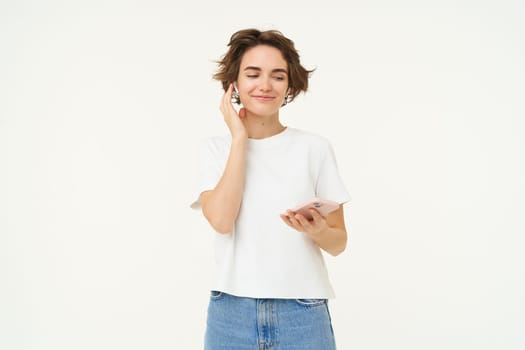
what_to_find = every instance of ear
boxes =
[233,82,238,92]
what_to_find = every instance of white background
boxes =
[1,0,524,349]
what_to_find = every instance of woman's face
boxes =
[236,45,289,117]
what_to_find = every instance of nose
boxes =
[258,77,271,92]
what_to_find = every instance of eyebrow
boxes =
[243,66,288,74]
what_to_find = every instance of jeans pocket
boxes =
[295,298,327,307]
[210,290,225,300]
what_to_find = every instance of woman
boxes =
[191,28,351,350]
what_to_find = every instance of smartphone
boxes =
[287,198,340,220]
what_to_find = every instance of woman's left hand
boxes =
[279,209,328,238]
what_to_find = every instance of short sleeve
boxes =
[315,140,351,205]
[190,138,225,209]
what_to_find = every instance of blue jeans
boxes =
[204,291,337,350]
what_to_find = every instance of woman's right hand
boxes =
[220,83,248,140]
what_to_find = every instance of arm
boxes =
[200,137,247,234]
[200,84,248,234]
[280,205,348,256]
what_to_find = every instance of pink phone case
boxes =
[289,198,340,220]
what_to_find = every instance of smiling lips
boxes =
[252,95,276,101]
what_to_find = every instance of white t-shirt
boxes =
[191,127,351,299]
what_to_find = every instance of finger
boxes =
[309,209,323,223]
[225,84,238,114]
[286,211,300,227]
[280,214,293,228]
[284,214,297,228]
[221,86,239,121]
[220,84,231,113]
[239,107,246,119]
[294,213,312,229]
[221,83,232,102]
[286,210,297,221]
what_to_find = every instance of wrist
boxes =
[232,134,248,144]
[308,223,329,241]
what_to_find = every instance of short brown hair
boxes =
[213,29,314,104]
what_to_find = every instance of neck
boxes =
[244,110,286,139]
